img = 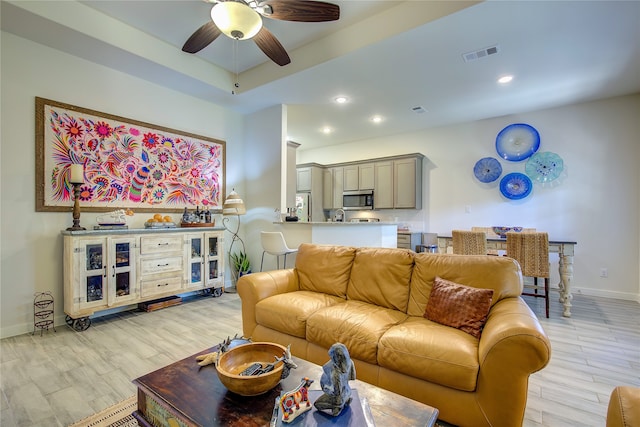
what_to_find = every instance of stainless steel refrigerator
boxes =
[295,193,311,222]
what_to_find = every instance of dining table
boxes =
[436,235,577,317]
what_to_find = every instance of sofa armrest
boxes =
[236,269,300,338]
[475,297,551,425]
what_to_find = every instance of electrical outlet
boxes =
[465,205,471,214]
[600,268,608,278]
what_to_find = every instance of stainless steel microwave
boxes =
[343,190,374,210]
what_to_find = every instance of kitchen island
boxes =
[274,221,398,248]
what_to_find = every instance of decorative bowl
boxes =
[216,342,286,396]
[492,226,523,238]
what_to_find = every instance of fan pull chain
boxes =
[232,39,240,95]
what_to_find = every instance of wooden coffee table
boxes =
[132,346,439,427]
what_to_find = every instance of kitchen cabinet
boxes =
[296,167,312,192]
[397,232,422,251]
[323,168,333,209]
[344,164,374,191]
[308,153,424,211]
[374,161,394,209]
[394,156,422,209]
[333,167,344,208]
[62,228,224,331]
[360,163,375,189]
[322,166,344,209]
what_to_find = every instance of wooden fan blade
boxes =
[182,21,222,54]
[253,27,291,66]
[259,0,340,22]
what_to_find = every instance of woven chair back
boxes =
[506,232,549,278]
[452,230,488,255]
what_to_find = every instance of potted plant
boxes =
[231,251,251,277]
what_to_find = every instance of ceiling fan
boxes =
[182,0,340,66]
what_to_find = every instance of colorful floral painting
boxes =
[36,97,225,212]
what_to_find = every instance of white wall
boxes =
[298,94,640,301]
[0,32,244,337]
[241,105,288,274]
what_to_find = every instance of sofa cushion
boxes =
[378,316,480,391]
[406,253,523,317]
[306,300,408,364]
[424,277,493,339]
[255,291,345,338]
[296,243,356,298]
[347,247,414,311]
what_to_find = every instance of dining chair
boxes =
[452,230,488,255]
[506,231,550,318]
[471,227,499,254]
[260,231,298,272]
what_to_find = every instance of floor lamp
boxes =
[222,189,246,292]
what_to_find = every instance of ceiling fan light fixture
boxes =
[211,2,263,40]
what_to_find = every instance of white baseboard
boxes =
[572,286,640,303]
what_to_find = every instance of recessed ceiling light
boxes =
[498,75,514,84]
[370,115,383,123]
[334,96,348,104]
[321,126,333,134]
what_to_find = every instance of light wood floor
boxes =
[1,291,638,427]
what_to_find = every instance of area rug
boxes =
[68,395,137,427]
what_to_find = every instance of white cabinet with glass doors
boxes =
[185,231,224,296]
[63,235,137,331]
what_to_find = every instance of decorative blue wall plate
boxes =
[500,172,533,200]
[496,123,540,161]
[525,151,564,183]
[473,157,502,183]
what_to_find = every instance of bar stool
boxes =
[260,232,298,272]
[452,230,487,255]
[506,231,550,318]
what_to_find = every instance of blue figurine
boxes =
[313,342,356,416]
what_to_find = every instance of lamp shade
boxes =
[211,2,263,40]
[223,190,246,215]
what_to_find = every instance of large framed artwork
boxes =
[35,97,225,213]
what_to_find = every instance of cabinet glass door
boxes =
[208,260,219,280]
[205,234,222,288]
[109,238,137,305]
[84,243,106,304]
[114,242,131,298]
[189,236,204,287]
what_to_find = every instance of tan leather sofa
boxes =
[238,244,551,427]
[607,386,640,427]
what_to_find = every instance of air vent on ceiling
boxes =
[411,106,427,114]
[462,45,500,63]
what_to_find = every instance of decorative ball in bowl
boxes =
[216,342,286,396]
[492,226,523,238]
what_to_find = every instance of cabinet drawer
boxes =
[140,275,183,298]
[397,234,411,244]
[397,234,411,249]
[140,256,183,276]
[140,235,183,255]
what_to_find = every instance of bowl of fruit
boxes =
[145,214,176,228]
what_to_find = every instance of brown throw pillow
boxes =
[424,277,494,339]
